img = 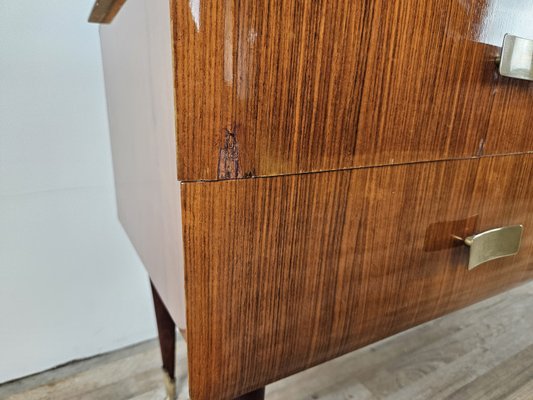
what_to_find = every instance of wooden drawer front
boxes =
[182,154,533,400]
[173,0,533,181]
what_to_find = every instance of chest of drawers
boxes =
[91,0,533,399]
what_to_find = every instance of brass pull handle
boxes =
[463,225,523,270]
[498,34,533,81]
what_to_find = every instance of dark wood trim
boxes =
[234,388,265,400]
[89,0,127,24]
[151,281,176,380]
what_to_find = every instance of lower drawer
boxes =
[181,154,533,400]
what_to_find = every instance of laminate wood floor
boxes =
[2,282,533,400]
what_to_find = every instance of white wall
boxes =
[0,0,156,383]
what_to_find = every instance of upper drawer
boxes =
[173,0,533,181]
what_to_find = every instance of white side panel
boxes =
[99,0,185,328]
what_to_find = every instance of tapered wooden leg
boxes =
[151,281,264,400]
[151,281,176,400]
[234,388,265,400]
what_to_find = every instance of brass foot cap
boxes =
[163,370,176,400]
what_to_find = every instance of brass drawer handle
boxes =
[463,225,523,270]
[498,34,533,81]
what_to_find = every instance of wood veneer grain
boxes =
[171,0,533,181]
[485,76,533,155]
[182,154,533,400]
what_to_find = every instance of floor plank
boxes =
[1,283,532,400]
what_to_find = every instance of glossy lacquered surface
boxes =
[172,0,533,181]
[94,1,533,398]
[182,154,533,400]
